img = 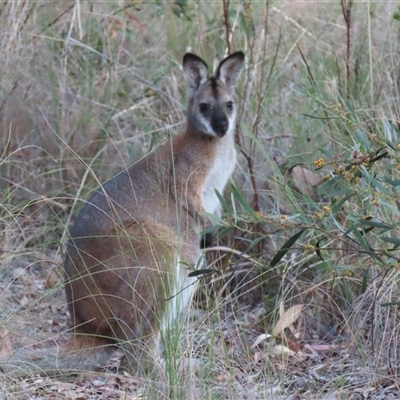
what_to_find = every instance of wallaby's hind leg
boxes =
[66,221,182,374]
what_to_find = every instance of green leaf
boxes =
[200,224,219,235]
[317,178,336,196]
[360,226,375,236]
[217,226,235,238]
[345,222,374,252]
[315,238,325,262]
[381,236,400,247]
[356,129,371,151]
[230,183,255,216]
[199,211,222,222]
[188,269,215,278]
[360,167,389,194]
[385,178,400,187]
[248,235,266,250]
[369,149,388,163]
[238,11,250,37]
[331,192,355,215]
[380,201,400,215]
[357,219,394,230]
[341,278,354,303]
[270,229,306,267]
[345,224,383,263]
[325,188,354,198]
[386,140,397,150]
[381,301,400,307]
[302,113,337,120]
[215,189,230,213]
[361,268,368,293]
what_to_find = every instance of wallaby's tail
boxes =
[0,336,115,377]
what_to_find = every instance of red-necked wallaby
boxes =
[1,51,244,376]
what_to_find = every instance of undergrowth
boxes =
[1,1,400,399]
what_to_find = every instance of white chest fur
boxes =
[202,137,236,216]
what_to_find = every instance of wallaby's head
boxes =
[183,51,244,138]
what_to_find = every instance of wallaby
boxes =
[0,51,244,376]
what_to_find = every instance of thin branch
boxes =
[222,0,231,54]
[341,0,353,99]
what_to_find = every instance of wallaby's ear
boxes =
[216,51,245,87]
[182,53,209,92]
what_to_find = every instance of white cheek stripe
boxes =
[199,114,215,136]
[228,109,237,135]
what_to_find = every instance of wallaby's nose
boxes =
[212,117,229,137]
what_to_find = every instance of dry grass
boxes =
[1,1,400,399]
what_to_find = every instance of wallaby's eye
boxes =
[226,101,234,110]
[199,103,209,113]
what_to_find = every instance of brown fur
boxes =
[0,51,244,376]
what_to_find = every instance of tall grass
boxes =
[1,1,400,398]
